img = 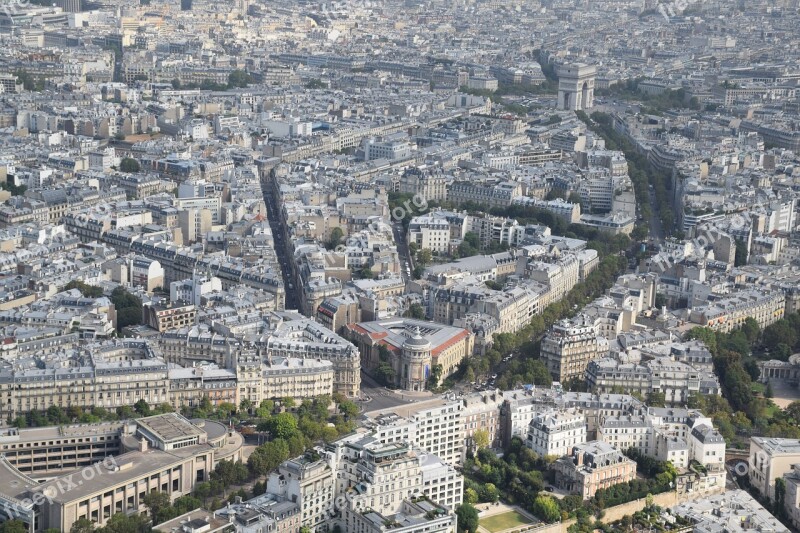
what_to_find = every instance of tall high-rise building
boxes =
[180,0,192,10]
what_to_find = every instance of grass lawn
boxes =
[764,401,781,418]
[480,510,532,532]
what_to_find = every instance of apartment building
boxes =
[750,437,800,502]
[408,214,451,254]
[446,179,522,209]
[419,454,463,510]
[526,255,579,308]
[689,289,785,333]
[430,282,539,336]
[554,440,637,499]
[168,366,237,410]
[526,408,587,458]
[347,499,456,533]
[411,401,464,466]
[586,357,721,405]
[266,455,335,531]
[598,415,652,456]
[782,465,800,530]
[398,166,448,203]
[541,318,610,382]
[261,357,335,400]
[460,389,503,453]
[671,490,789,533]
[143,302,198,332]
[265,315,361,398]
[0,344,171,421]
[213,494,301,533]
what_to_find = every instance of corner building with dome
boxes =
[345,318,474,392]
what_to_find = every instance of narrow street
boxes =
[261,173,300,310]
[392,221,412,282]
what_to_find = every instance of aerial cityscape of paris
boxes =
[0,0,799,531]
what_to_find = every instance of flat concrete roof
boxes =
[0,422,123,443]
[0,456,39,502]
[31,444,213,504]
[137,413,205,444]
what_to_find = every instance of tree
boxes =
[464,487,479,504]
[464,367,476,383]
[742,317,760,344]
[98,512,151,532]
[133,399,150,416]
[326,227,344,250]
[268,412,299,439]
[338,400,359,419]
[416,248,432,266]
[405,303,426,320]
[15,69,36,91]
[455,504,479,533]
[428,364,443,389]
[545,188,567,200]
[632,224,649,241]
[193,481,212,502]
[479,483,499,502]
[375,362,396,386]
[0,522,29,533]
[686,327,717,355]
[775,477,787,519]
[217,402,237,418]
[111,287,143,331]
[473,429,490,450]
[256,400,274,418]
[463,232,480,249]
[65,280,103,298]
[70,518,96,533]
[647,391,666,408]
[173,495,202,516]
[763,320,798,353]
[227,69,253,88]
[784,401,800,425]
[734,238,748,267]
[119,157,141,173]
[199,396,213,412]
[533,494,561,523]
[143,490,172,523]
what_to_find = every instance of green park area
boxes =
[479,510,533,532]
